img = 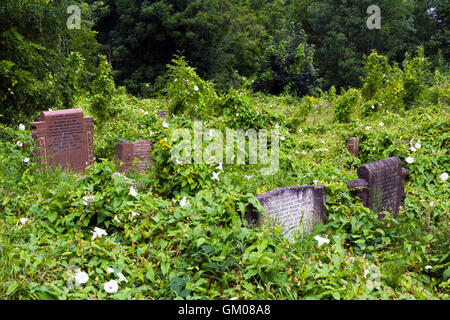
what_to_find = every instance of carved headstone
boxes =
[347,156,409,217]
[157,110,168,120]
[116,140,153,173]
[29,108,94,172]
[249,185,327,238]
[347,137,360,157]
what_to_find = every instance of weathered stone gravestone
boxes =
[157,110,168,120]
[347,137,360,157]
[246,185,327,238]
[347,156,409,217]
[30,108,94,172]
[116,140,153,173]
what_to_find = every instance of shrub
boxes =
[332,88,360,123]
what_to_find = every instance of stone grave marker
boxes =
[116,140,153,173]
[347,156,409,217]
[157,110,168,120]
[347,137,360,157]
[30,108,94,172]
[247,185,327,238]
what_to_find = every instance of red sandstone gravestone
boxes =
[30,108,94,172]
[347,137,360,157]
[116,140,153,173]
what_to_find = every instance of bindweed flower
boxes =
[16,141,23,147]
[117,272,128,283]
[162,122,169,128]
[131,211,140,217]
[425,265,432,270]
[91,227,107,240]
[216,162,223,171]
[129,186,137,197]
[415,142,421,149]
[405,157,414,164]
[19,124,25,131]
[430,201,435,208]
[194,86,199,91]
[410,146,417,152]
[280,136,285,141]
[365,126,372,130]
[179,196,189,208]
[20,217,28,225]
[245,175,252,180]
[75,271,89,285]
[104,280,119,293]
[379,122,384,127]
[440,172,448,181]
[314,235,330,247]
[114,216,121,224]
[107,267,114,274]
[82,196,94,206]
[23,157,30,163]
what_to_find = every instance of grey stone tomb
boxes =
[246,185,327,238]
[347,156,409,217]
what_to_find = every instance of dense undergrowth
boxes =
[0,54,449,300]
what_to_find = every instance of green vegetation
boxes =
[0,0,449,300]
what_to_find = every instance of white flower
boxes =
[107,267,114,274]
[117,272,128,283]
[371,105,375,109]
[405,157,414,164]
[415,143,421,149]
[129,186,138,197]
[131,211,140,217]
[75,271,89,284]
[114,216,121,224]
[216,162,223,171]
[295,150,300,154]
[82,196,94,206]
[298,129,303,133]
[162,122,169,128]
[410,146,417,152]
[313,180,318,185]
[104,280,119,293]
[275,124,280,129]
[365,126,372,130]
[91,227,107,240]
[430,201,435,208]
[20,217,28,225]
[212,171,220,181]
[194,86,199,91]
[379,122,384,127]
[301,151,307,155]
[236,113,239,117]
[23,157,30,163]
[280,136,285,141]
[439,172,448,181]
[16,141,23,147]
[19,124,25,131]
[179,196,189,208]
[314,235,330,247]
[425,265,432,270]
[363,269,370,279]
[245,175,252,180]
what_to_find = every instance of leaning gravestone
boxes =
[247,185,327,238]
[157,110,168,120]
[30,108,94,172]
[347,156,409,217]
[347,137,360,157]
[116,140,153,173]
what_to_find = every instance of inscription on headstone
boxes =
[116,140,153,173]
[347,156,409,217]
[347,137,360,157]
[30,108,94,172]
[248,185,327,237]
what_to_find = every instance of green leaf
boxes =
[146,267,155,282]
[6,283,19,296]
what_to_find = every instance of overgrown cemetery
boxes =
[0,0,449,300]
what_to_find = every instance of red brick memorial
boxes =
[347,157,409,217]
[30,108,94,172]
[116,140,153,173]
